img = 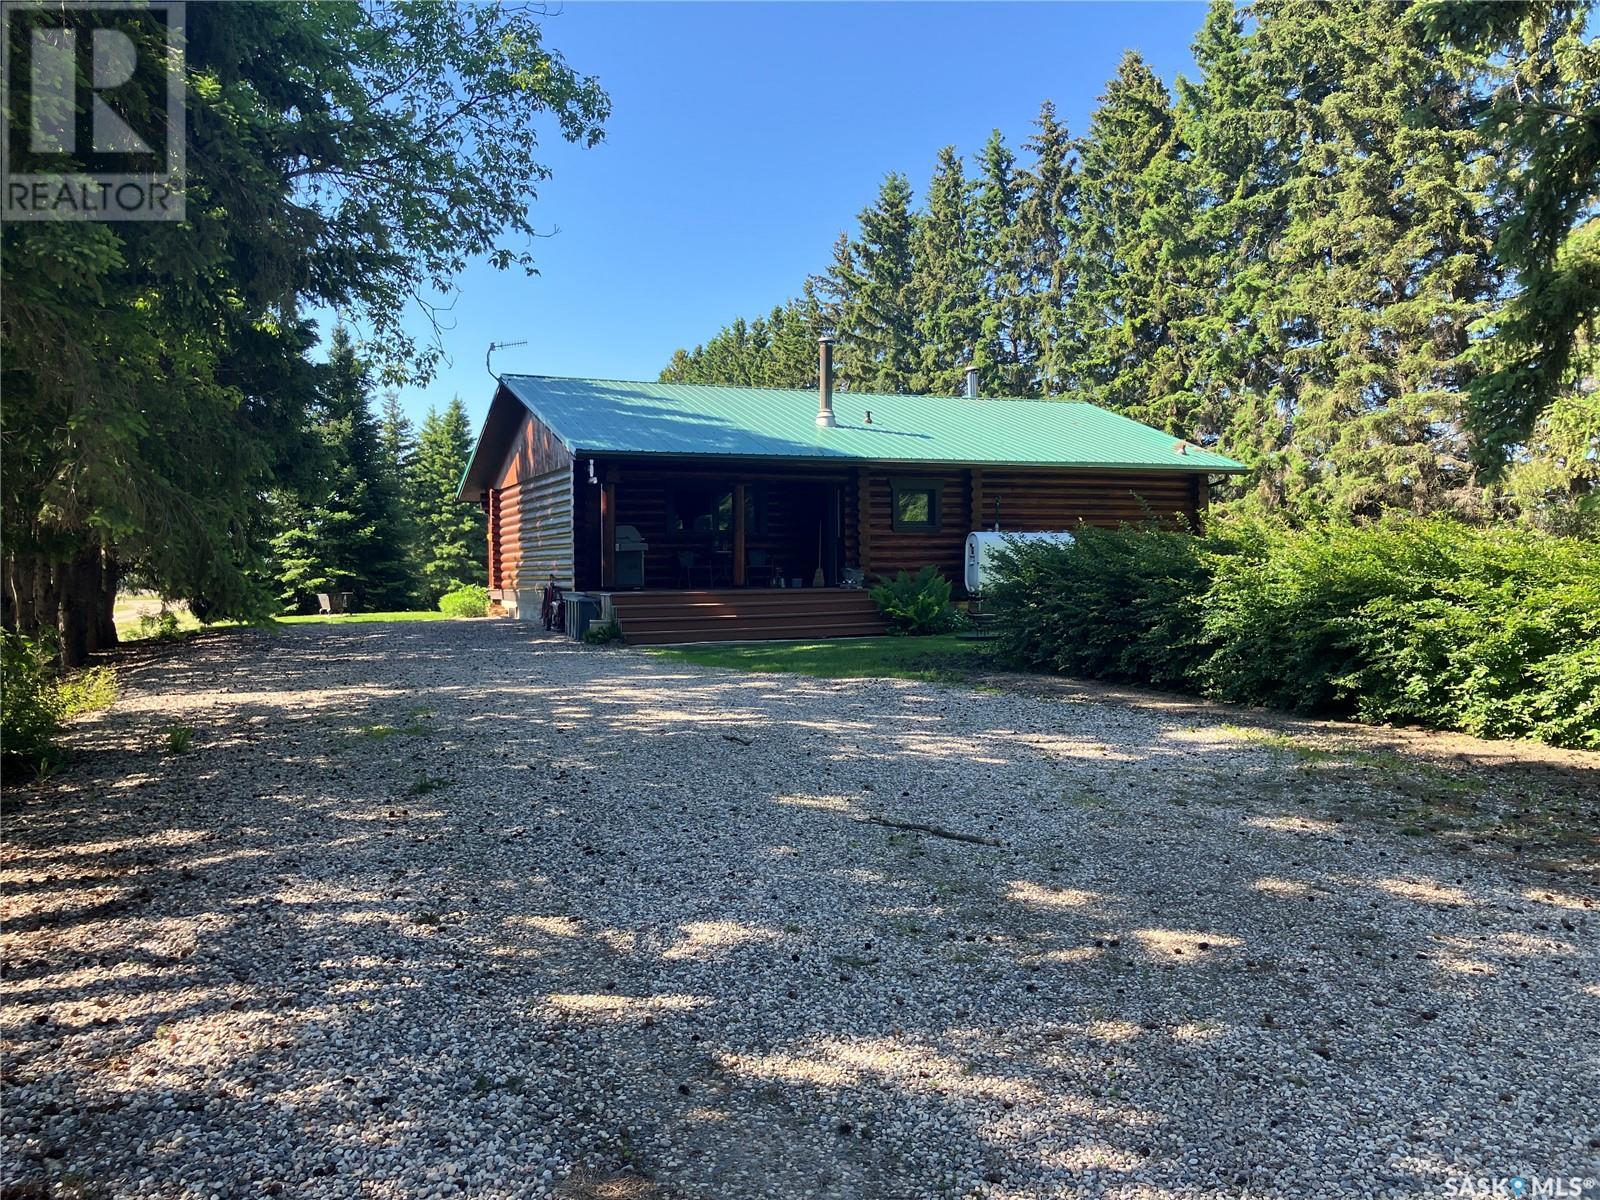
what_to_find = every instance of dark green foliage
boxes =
[1016,104,1078,394]
[412,398,487,603]
[581,619,623,645]
[1063,53,1185,425]
[2,633,64,774]
[271,328,415,612]
[972,131,1038,395]
[1421,2,1600,469]
[911,147,984,395]
[988,518,1600,749]
[869,567,957,635]
[987,526,1211,687]
[829,174,920,394]
[2,632,118,775]
[659,295,825,388]
[2,3,607,660]
[438,584,490,618]
[657,0,1598,534]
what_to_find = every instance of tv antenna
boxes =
[485,339,528,381]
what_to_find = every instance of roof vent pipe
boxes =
[964,365,979,399]
[817,336,837,428]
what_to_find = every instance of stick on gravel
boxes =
[861,815,1001,846]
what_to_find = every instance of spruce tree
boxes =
[973,131,1036,394]
[911,147,984,395]
[831,174,919,393]
[1169,0,1292,481]
[271,327,414,611]
[379,391,416,482]
[1251,0,1494,517]
[658,296,823,388]
[1063,54,1184,426]
[1017,103,1078,394]
[1424,1,1600,469]
[377,390,420,583]
[411,397,487,602]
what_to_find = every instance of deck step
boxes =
[626,621,888,646]
[614,600,879,622]
[622,613,887,637]
[609,588,887,645]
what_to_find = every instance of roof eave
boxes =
[567,446,1248,473]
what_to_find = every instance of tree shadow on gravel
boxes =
[3,622,1596,1199]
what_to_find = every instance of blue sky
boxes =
[383,1,1207,428]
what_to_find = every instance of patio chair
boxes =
[747,550,783,587]
[676,550,714,589]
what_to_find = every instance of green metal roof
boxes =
[489,374,1247,474]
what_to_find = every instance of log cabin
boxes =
[457,340,1246,644]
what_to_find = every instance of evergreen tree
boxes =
[1168,0,1293,483]
[271,328,414,611]
[378,389,420,580]
[910,147,984,395]
[1063,53,1185,425]
[1247,0,1494,517]
[658,295,823,388]
[973,131,1036,394]
[1017,103,1079,394]
[411,397,487,601]
[761,291,828,387]
[1,3,608,662]
[1497,330,1600,535]
[831,174,919,393]
[1423,1,1600,469]
[379,391,417,481]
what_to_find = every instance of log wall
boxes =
[489,467,574,590]
[554,457,1206,594]
[485,412,576,592]
[860,467,1200,588]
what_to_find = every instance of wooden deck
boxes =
[607,588,887,646]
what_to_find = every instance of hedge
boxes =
[986,517,1600,749]
[438,584,490,618]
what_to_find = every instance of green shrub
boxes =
[1,635,120,774]
[581,618,622,645]
[870,566,957,635]
[438,584,490,618]
[987,525,1210,686]
[135,611,183,641]
[1324,523,1600,746]
[986,516,1600,749]
[2,633,63,773]
[166,725,196,754]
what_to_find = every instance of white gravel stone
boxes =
[2,621,1596,1199]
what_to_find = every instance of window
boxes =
[890,479,941,532]
[669,485,768,541]
[670,487,732,536]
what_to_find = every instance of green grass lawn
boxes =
[647,635,992,684]
[115,601,455,641]
[275,611,452,625]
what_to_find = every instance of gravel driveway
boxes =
[3,621,1597,1200]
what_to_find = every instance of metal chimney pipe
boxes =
[817,336,837,428]
[964,365,979,399]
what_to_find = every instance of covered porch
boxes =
[577,459,859,593]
